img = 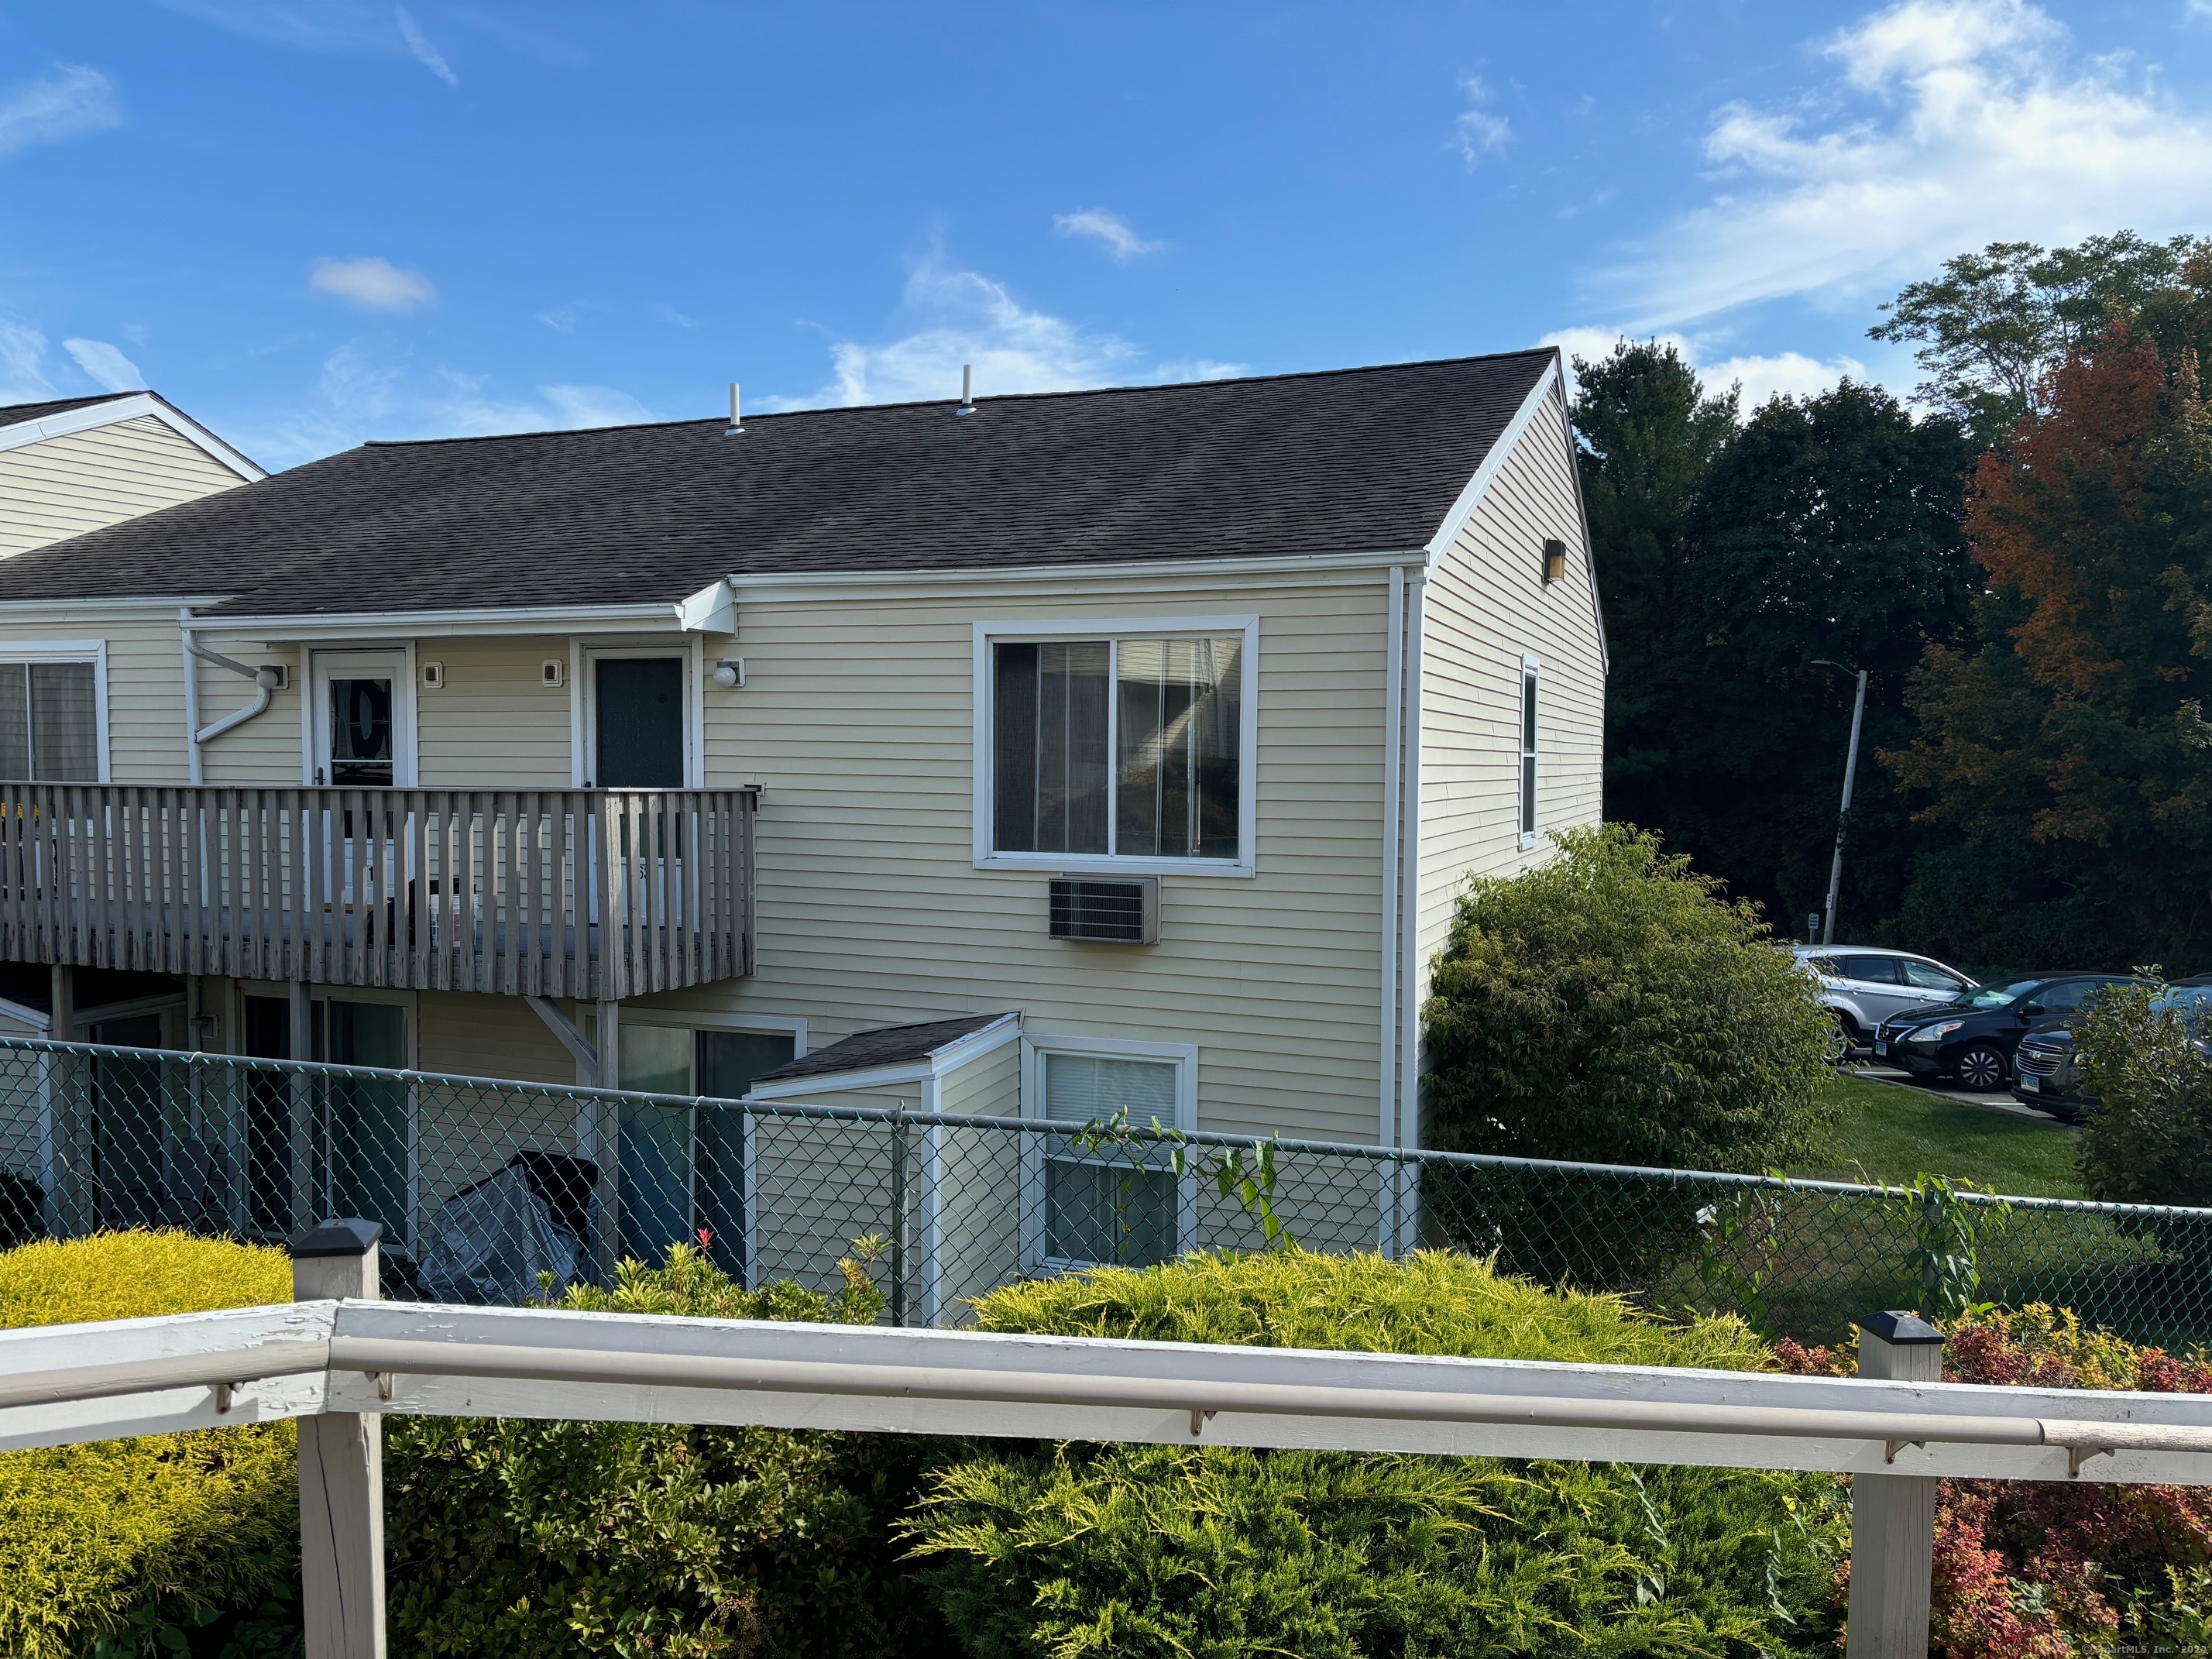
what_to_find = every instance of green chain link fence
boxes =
[1,1036,2207,1347]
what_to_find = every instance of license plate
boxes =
[2019,1074,2039,1091]
[1874,1041,1887,1056]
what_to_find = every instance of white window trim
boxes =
[569,637,706,788]
[1021,1032,1200,1272]
[614,1007,809,1068]
[972,614,1259,878]
[1518,653,1540,852]
[299,643,418,788]
[0,638,111,782]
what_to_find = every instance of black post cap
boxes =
[290,1218,384,1258]
[1859,1309,1944,1345]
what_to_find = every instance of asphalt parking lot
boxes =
[1853,1062,2063,1124]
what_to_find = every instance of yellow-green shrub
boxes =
[0,1232,297,1658]
[912,1251,1848,1657]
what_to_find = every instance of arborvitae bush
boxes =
[0,1231,300,1659]
[907,1250,1849,1657]
[1424,823,1836,1172]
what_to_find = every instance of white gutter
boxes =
[1379,565,1403,1226]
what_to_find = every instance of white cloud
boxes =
[1610,0,2212,327]
[393,7,457,85]
[537,306,578,333]
[1539,325,1869,410]
[153,1,392,51]
[62,338,146,393]
[0,65,119,160]
[1053,208,1163,262]
[235,340,658,465]
[0,324,53,403]
[769,253,1140,409]
[1154,359,1250,382]
[652,303,699,329]
[310,256,437,312]
[1453,74,1512,167]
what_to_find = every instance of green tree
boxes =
[1867,231,2212,448]
[1869,232,2205,448]
[1570,345,1976,935]
[1421,823,1835,1172]
[1570,339,1736,839]
[1884,309,2212,969]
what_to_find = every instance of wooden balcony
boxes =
[0,785,756,999]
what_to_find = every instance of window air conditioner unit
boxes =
[1049,877,1159,945]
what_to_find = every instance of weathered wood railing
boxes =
[0,785,756,998]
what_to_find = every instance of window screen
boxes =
[994,636,1241,860]
[1040,1051,1180,1267]
[1519,664,1538,837]
[0,660,98,781]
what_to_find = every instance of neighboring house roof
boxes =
[0,389,265,480]
[0,393,139,428]
[0,351,1556,617]
[750,1013,1017,1086]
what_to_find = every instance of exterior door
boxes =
[593,657,685,787]
[311,650,410,788]
[617,1025,793,1277]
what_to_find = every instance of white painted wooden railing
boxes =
[0,785,756,998]
[7,1225,2210,1659]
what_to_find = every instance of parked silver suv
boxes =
[1794,946,1980,1054]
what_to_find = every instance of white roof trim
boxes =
[675,578,735,634]
[196,601,688,641]
[744,1013,1022,1101]
[1420,356,1561,563]
[0,393,265,481]
[0,994,49,1033]
[730,547,1425,599]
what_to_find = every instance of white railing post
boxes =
[1846,1310,1944,1659]
[292,1218,386,1659]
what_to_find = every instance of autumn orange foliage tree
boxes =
[1886,269,2212,969]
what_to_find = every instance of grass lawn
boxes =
[1788,1071,2087,1199]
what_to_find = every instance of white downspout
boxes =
[182,611,282,781]
[1379,565,1404,1251]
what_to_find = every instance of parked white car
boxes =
[1793,946,1980,1054]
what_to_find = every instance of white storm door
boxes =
[309,649,414,905]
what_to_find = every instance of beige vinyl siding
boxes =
[0,608,194,782]
[630,575,1393,1146]
[0,417,246,558]
[417,637,572,788]
[417,991,577,1087]
[193,642,302,785]
[1416,383,1606,990]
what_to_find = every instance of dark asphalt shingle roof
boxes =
[750,1013,1016,1086]
[0,351,1556,614]
[0,392,136,429]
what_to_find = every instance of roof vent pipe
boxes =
[725,382,743,436]
[957,363,975,416]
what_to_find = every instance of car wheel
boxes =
[1953,1043,2008,1092]
[1826,1012,1858,1063]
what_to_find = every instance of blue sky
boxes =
[5,0,2212,467]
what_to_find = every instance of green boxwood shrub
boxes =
[907,1250,1849,1657]
[384,1242,960,1658]
[0,1231,300,1659]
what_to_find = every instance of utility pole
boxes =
[1812,661,1869,947]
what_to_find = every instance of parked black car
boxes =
[1872,974,2150,1091]
[2013,982,2212,1121]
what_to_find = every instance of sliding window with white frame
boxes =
[0,640,108,781]
[974,617,1257,877]
[1021,1034,1197,1270]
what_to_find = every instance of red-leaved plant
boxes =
[1778,1307,2212,1657]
